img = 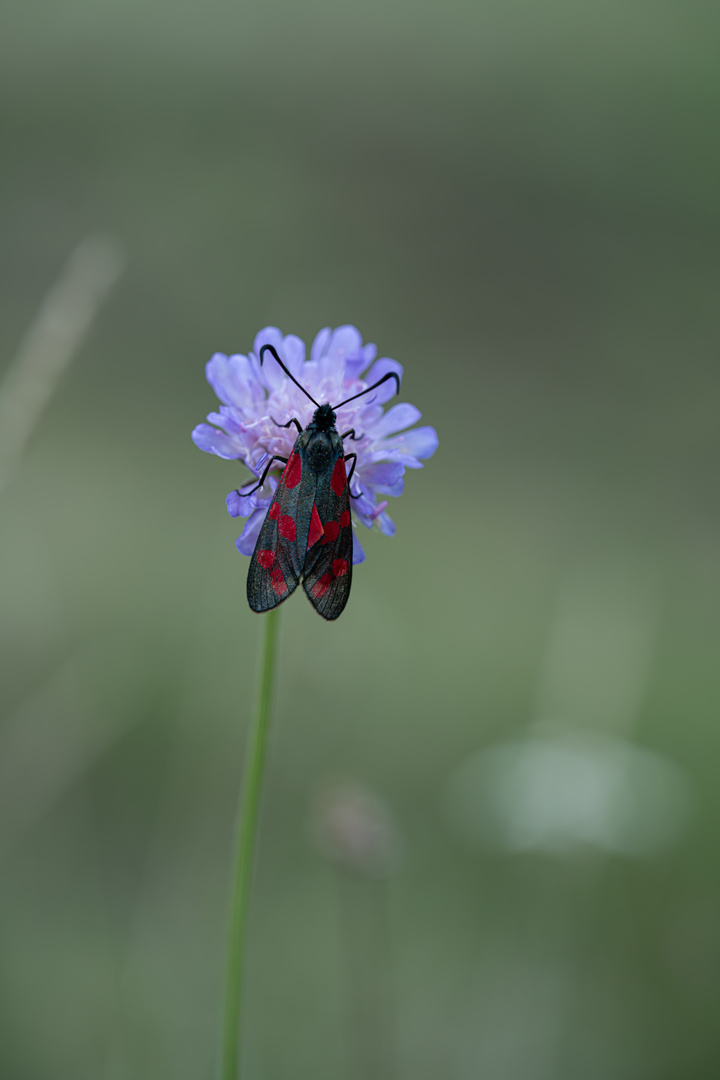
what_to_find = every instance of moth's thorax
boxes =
[311,403,337,432]
[303,428,340,473]
[299,405,342,473]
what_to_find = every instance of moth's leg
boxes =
[271,416,303,434]
[340,428,362,441]
[343,452,363,497]
[237,454,288,497]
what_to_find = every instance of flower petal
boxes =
[364,359,404,403]
[369,402,422,438]
[253,327,287,392]
[344,342,377,382]
[226,490,244,518]
[310,327,332,363]
[206,408,246,435]
[384,425,438,460]
[371,477,404,498]
[327,325,363,366]
[227,489,258,518]
[352,532,366,565]
[227,476,276,518]
[235,507,266,555]
[315,325,362,383]
[377,511,396,537]
[206,353,263,409]
[351,491,376,522]
[282,334,306,378]
[359,461,405,496]
[192,423,244,459]
[230,355,266,406]
[360,462,404,486]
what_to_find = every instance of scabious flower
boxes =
[192,325,438,564]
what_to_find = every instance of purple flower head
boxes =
[192,326,438,564]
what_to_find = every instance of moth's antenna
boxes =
[333,371,400,410]
[259,344,319,407]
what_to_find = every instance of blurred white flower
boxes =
[445,733,693,858]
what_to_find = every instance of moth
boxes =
[241,344,399,620]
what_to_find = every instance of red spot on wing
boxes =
[307,503,324,550]
[311,557,349,600]
[331,457,347,497]
[283,452,302,489]
[311,572,333,599]
[321,520,340,545]
[270,564,287,596]
[268,502,280,521]
[279,515,296,541]
[339,510,351,528]
[257,550,275,569]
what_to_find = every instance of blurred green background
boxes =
[2,1,720,1077]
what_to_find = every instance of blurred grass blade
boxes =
[0,234,124,499]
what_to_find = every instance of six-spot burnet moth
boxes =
[241,344,400,620]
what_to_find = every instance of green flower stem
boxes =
[220,608,280,1080]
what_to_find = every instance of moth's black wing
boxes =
[302,452,353,620]
[247,449,316,613]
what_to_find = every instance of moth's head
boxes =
[312,403,337,432]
